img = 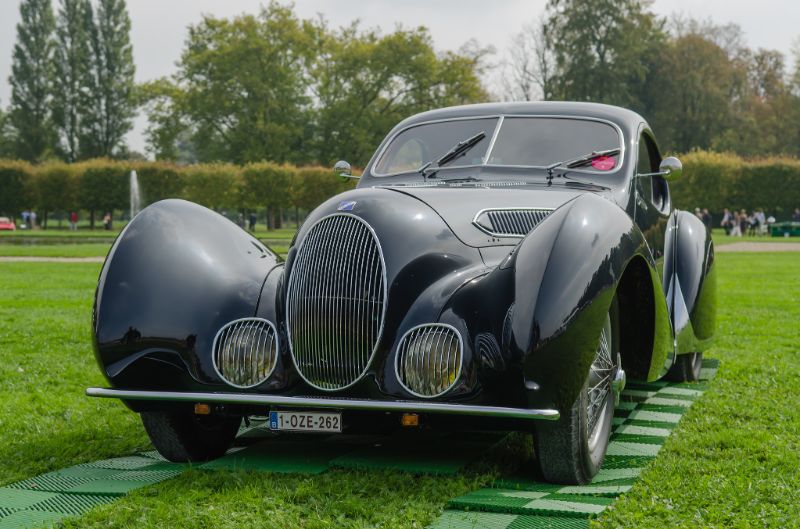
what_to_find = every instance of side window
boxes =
[637,133,669,212]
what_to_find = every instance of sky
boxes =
[0,0,798,155]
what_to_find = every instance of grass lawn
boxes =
[0,243,112,258]
[0,252,798,527]
[711,228,799,245]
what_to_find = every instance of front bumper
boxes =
[86,387,559,421]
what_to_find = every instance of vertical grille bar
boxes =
[474,208,554,237]
[286,213,387,391]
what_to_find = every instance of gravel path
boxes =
[0,256,105,263]
[715,242,800,253]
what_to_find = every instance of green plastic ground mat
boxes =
[429,358,719,529]
[199,438,349,474]
[331,431,507,475]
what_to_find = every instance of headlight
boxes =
[212,318,279,388]
[395,323,463,398]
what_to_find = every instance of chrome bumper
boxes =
[86,387,560,421]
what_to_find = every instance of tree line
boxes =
[0,0,135,162]
[1,0,799,171]
[504,0,800,156]
[0,159,353,229]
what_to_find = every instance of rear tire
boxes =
[534,302,619,485]
[666,352,702,382]
[141,410,241,462]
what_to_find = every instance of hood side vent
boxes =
[473,208,554,238]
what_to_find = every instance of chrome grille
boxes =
[212,318,278,388]
[395,324,463,398]
[473,208,553,237]
[286,213,387,391]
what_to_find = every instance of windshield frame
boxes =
[370,114,626,178]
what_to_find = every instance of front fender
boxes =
[93,199,279,390]
[670,210,717,354]
[509,193,669,411]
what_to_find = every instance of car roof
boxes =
[391,101,647,139]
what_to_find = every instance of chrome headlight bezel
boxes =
[394,323,464,399]
[212,317,279,389]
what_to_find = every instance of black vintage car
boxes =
[88,102,716,484]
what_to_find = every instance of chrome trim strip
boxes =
[394,323,464,399]
[85,387,560,421]
[370,114,626,178]
[471,207,555,239]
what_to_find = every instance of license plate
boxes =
[269,410,342,433]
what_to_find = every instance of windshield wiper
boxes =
[545,148,620,182]
[417,131,486,179]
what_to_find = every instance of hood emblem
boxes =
[337,200,357,211]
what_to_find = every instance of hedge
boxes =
[2,151,796,227]
[671,151,800,217]
[0,159,355,228]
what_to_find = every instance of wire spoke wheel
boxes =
[533,299,620,485]
[587,314,614,448]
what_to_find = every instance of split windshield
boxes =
[373,116,622,176]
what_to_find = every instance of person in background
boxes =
[103,212,112,231]
[739,209,748,237]
[249,212,257,231]
[21,209,30,229]
[69,211,78,231]
[730,210,742,237]
[30,210,37,230]
[702,208,712,231]
[721,208,733,235]
[755,208,766,235]
[793,208,800,222]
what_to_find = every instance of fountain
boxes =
[130,170,142,220]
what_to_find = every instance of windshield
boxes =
[373,118,498,175]
[373,116,622,176]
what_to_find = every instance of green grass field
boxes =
[0,252,798,527]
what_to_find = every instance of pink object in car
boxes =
[591,156,615,171]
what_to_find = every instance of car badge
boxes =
[337,200,357,211]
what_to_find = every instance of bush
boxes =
[35,162,80,227]
[132,161,186,205]
[0,159,35,217]
[77,159,130,227]
[672,151,800,218]
[183,163,241,210]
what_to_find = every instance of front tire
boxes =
[141,410,241,462]
[666,352,702,382]
[534,303,619,485]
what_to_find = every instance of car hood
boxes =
[379,184,587,248]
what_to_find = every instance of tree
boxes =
[649,34,736,153]
[544,0,665,110]
[502,18,555,101]
[8,0,57,162]
[172,3,317,164]
[81,0,135,158]
[52,0,92,161]
[0,106,12,158]
[142,3,489,166]
[309,24,489,166]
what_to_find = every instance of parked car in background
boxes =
[88,102,716,484]
[0,217,16,231]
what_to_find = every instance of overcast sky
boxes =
[1,0,798,155]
